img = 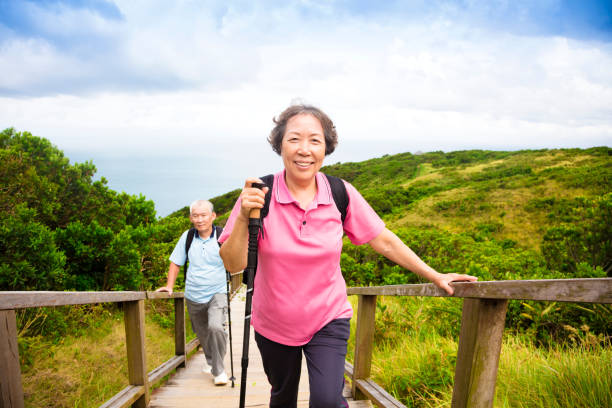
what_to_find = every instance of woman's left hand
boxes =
[433,273,478,295]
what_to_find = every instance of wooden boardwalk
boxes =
[149,288,371,408]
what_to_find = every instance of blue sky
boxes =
[1,1,611,216]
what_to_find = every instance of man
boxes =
[156,199,228,386]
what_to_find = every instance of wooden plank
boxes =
[345,360,354,378]
[0,310,24,408]
[348,400,374,407]
[347,278,612,303]
[185,338,199,355]
[0,292,145,310]
[123,300,149,408]
[99,385,144,408]
[150,290,376,408]
[148,355,185,385]
[146,292,184,300]
[230,272,243,295]
[174,298,186,368]
[355,379,405,408]
[451,298,508,408]
[352,295,376,400]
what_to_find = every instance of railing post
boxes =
[352,294,377,400]
[123,300,149,408]
[174,297,186,368]
[0,309,24,408]
[451,298,508,408]
[230,272,241,295]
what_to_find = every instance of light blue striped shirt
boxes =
[169,227,227,304]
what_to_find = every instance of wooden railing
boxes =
[345,278,612,408]
[2,276,610,408]
[0,272,243,408]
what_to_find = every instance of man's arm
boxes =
[155,262,181,295]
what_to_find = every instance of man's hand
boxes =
[155,286,173,295]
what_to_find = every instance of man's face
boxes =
[190,204,216,233]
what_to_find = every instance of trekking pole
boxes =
[226,271,236,388]
[239,183,264,408]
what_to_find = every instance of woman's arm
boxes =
[367,228,477,295]
[219,178,268,273]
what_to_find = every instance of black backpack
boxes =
[243,173,349,284]
[184,225,224,278]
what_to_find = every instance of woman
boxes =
[219,104,477,408]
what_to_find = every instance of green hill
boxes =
[210,147,611,343]
[212,147,610,284]
[3,129,609,406]
[329,148,609,249]
[2,127,609,340]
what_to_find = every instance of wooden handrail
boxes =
[347,278,612,303]
[0,271,244,408]
[347,277,612,408]
[2,276,609,407]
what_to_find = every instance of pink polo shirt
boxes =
[219,171,384,346]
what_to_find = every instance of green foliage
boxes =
[1,128,160,293]
[349,296,611,407]
[341,223,611,342]
[327,146,612,343]
[538,194,612,276]
[54,221,114,290]
[3,127,610,347]
[104,229,142,290]
[325,152,420,187]
[210,188,242,216]
[0,204,67,290]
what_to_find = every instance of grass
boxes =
[496,337,612,408]
[20,302,197,408]
[389,155,596,249]
[347,296,612,408]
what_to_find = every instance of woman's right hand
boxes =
[238,177,269,221]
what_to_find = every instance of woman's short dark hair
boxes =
[267,104,338,156]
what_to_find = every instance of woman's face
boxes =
[281,113,326,186]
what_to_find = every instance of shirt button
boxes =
[302,221,306,225]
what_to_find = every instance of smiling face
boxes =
[281,113,326,186]
[189,202,216,236]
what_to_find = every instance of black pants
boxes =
[255,318,350,408]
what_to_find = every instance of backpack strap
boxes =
[247,173,348,286]
[213,225,232,281]
[259,173,348,222]
[215,225,224,247]
[184,227,197,276]
[324,174,349,223]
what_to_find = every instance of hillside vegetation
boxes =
[204,147,611,344]
[2,128,610,406]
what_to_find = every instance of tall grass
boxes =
[496,336,611,408]
[347,296,611,408]
[18,302,196,408]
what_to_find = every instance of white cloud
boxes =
[1,2,610,157]
[2,1,610,215]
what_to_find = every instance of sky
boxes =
[1,0,611,216]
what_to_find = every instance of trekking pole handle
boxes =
[249,182,266,219]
